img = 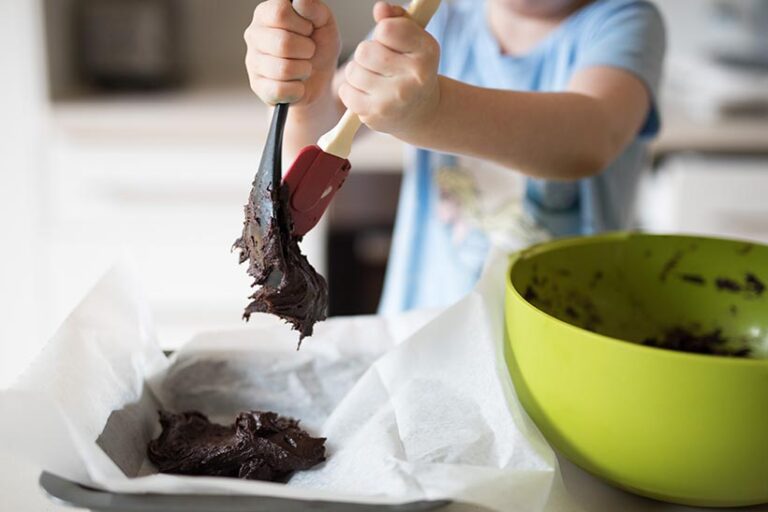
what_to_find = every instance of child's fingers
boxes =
[253,28,317,59]
[249,77,306,105]
[345,61,386,93]
[254,0,313,36]
[373,17,424,54]
[373,1,408,23]
[293,0,334,28]
[251,54,313,81]
[338,82,372,117]
[353,41,401,77]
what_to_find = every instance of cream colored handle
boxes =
[317,0,442,159]
[405,0,443,27]
[317,110,363,160]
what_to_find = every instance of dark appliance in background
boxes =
[77,0,181,90]
[327,173,402,316]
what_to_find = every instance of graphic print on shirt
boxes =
[434,154,551,253]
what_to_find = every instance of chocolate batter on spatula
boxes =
[233,100,327,345]
[234,184,328,342]
[147,410,326,482]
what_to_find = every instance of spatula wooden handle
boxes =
[405,0,443,28]
[317,0,442,159]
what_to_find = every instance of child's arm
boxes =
[340,3,651,181]
[409,70,649,180]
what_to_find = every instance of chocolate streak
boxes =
[234,184,328,343]
[147,410,326,482]
[642,327,750,358]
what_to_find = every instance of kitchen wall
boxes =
[0,0,48,386]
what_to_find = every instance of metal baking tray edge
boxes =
[39,471,451,512]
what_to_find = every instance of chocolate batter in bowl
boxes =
[504,233,768,507]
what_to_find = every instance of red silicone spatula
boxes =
[283,0,442,236]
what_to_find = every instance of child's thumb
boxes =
[293,0,334,28]
[373,1,408,22]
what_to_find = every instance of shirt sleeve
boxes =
[573,0,667,138]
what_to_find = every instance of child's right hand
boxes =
[244,0,341,107]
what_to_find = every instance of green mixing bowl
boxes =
[504,233,768,507]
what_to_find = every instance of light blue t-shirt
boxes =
[379,0,666,314]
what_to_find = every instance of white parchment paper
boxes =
[0,256,559,511]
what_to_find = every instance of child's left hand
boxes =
[339,1,441,138]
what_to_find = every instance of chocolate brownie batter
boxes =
[147,410,326,482]
[234,183,328,342]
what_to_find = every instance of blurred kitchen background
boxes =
[1,0,767,387]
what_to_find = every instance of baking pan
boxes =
[39,471,451,512]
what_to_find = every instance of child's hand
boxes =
[340,2,441,137]
[244,0,341,107]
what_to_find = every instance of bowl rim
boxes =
[506,231,768,367]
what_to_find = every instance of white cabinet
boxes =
[641,154,768,243]
[43,93,331,348]
[43,91,403,349]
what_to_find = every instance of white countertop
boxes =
[0,444,768,512]
[3,451,767,511]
